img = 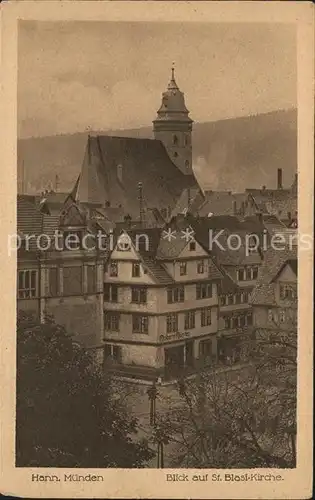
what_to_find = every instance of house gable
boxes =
[178,239,209,259]
[274,262,297,284]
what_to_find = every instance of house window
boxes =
[63,230,82,250]
[109,260,118,277]
[104,344,122,363]
[131,286,147,304]
[132,262,141,278]
[243,291,249,303]
[184,311,195,330]
[239,315,246,327]
[173,134,178,145]
[189,241,196,251]
[117,233,131,251]
[104,312,120,332]
[132,314,149,334]
[104,284,118,302]
[227,293,233,305]
[166,313,178,333]
[185,160,190,169]
[235,293,241,304]
[179,262,187,276]
[18,270,37,299]
[48,267,58,296]
[252,266,258,280]
[268,309,273,322]
[245,312,253,326]
[237,268,245,281]
[224,316,231,329]
[167,286,184,304]
[201,307,212,327]
[280,283,297,300]
[219,295,226,306]
[63,266,82,295]
[279,309,286,323]
[196,282,212,300]
[245,267,252,281]
[87,265,96,294]
[197,260,205,274]
[184,135,190,146]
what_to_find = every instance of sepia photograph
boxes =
[0,1,313,498]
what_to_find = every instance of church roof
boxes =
[76,135,198,219]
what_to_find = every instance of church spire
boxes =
[168,62,179,91]
[153,65,193,176]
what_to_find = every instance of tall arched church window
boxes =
[185,135,190,146]
[173,135,178,145]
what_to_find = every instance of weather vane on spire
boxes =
[171,62,175,79]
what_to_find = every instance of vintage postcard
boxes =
[0,1,314,498]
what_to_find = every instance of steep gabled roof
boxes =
[76,135,199,219]
[271,258,298,282]
[250,247,297,306]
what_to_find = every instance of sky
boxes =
[18,21,297,139]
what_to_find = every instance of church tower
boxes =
[153,65,193,176]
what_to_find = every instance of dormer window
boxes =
[117,233,131,251]
[132,262,141,278]
[189,241,196,251]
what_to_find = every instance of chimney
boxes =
[232,200,237,215]
[241,201,245,216]
[277,168,283,190]
[117,164,123,184]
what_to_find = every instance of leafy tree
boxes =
[156,354,296,468]
[16,312,154,467]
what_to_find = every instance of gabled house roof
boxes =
[271,258,298,283]
[250,248,297,306]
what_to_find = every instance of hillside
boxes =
[18,108,297,194]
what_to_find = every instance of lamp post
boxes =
[147,380,158,426]
[153,425,169,468]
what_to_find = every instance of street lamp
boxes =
[153,425,169,468]
[147,380,158,426]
